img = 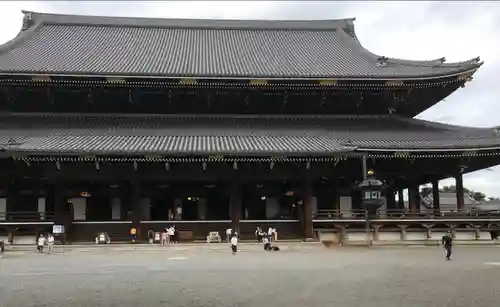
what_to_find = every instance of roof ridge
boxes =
[21,10,356,31]
[0,112,390,120]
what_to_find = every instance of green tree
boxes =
[439,185,486,201]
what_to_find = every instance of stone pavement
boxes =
[1,247,500,307]
[3,241,323,253]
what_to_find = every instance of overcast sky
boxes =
[1,1,500,197]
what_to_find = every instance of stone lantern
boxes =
[358,170,384,216]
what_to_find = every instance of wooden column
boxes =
[408,183,419,213]
[386,184,396,210]
[432,178,440,215]
[397,189,405,209]
[6,180,18,220]
[302,181,314,240]
[130,180,141,236]
[53,178,65,224]
[455,173,465,211]
[229,184,242,233]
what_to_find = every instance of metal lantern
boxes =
[358,170,384,215]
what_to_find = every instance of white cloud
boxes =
[1,1,500,196]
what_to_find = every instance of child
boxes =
[230,233,238,255]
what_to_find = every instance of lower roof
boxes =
[0,113,499,156]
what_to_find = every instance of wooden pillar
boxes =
[386,184,396,210]
[130,180,141,236]
[6,180,18,220]
[455,173,465,211]
[229,184,242,233]
[302,181,314,240]
[408,183,419,213]
[53,178,65,224]
[432,178,440,215]
[397,189,405,209]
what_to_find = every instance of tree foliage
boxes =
[438,184,486,201]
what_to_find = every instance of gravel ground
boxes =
[1,247,500,307]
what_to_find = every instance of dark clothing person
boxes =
[490,231,498,240]
[442,235,453,260]
[0,240,4,254]
[147,230,154,244]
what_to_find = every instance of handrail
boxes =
[0,211,70,221]
[313,209,500,220]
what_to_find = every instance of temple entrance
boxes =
[86,195,112,221]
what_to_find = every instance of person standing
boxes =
[268,227,275,243]
[161,229,168,246]
[167,226,175,244]
[255,227,262,242]
[148,229,154,244]
[442,231,453,260]
[47,233,55,254]
[226,228,233,243]
[130,227,137,243]
[176,205,182,221]
[37,234,45,253]
[0,240,4,258]
[230,233,238,255]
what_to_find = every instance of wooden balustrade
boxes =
[313,209,500,220]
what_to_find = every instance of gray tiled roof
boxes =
[0,11,482,79]
[0,114,499,155]
[419,192,478,211]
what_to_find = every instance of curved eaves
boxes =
[337,24,482,76]
[0,19,44,56]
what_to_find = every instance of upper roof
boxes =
[0,11,482,80]
[1,113,500,156]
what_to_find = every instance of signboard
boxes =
[52,225,65,234]
[155,232,161,241]
[99,233,106,242]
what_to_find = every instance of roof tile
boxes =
[0,114,499,155]
[0,12,482,79]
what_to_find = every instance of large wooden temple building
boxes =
[0,11,497,242]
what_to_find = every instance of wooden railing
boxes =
[0,211,57,221]
[313,209,500,220]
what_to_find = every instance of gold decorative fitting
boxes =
[319,79,338,86]
[144,155,162,160]
[31,75,51,82]
[461,151,477,157]
[385,80,403,86]
[178,78,198,85]
[80,155,96,161]
[456,72,473,82]
[208,155,225,161]
[105,77,126,83]
[249,79,268,85]
[393,151,410,158]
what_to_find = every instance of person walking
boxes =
[230,233,238,255]
[47,233,55,254]
[442,231,453,260]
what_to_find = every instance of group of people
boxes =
[37,233,55,254]
[144,226,179,245]
[255,227,279,251]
